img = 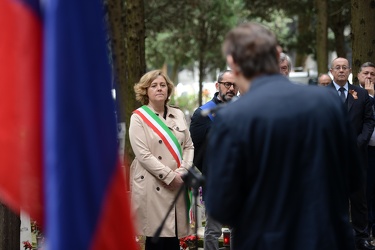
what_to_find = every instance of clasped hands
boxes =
[163,172,184,191]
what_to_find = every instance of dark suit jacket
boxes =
[328,82,375,149]
[205,75,363,250]
[189,92,222,172]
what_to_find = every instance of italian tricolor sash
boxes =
[133,105,183,167]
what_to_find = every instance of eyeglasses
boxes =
[332,66,350,71]
[219,81,238,89]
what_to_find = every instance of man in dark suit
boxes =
[357,62,375,240]
[328,58,375,250]
[204,22,363,250]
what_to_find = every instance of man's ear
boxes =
[215,82,219,91]
[226,55,241,76]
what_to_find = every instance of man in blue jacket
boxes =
[190,70,238,250]
[205,22,364,250]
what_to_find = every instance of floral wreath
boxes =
[22,241,33,250]
[180,235,199,250]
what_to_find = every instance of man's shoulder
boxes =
[190,106,211,127]
[350,84,367,94]
[191,107,202,120]
[200,99,217,110]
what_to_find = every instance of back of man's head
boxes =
[222,22,279,79]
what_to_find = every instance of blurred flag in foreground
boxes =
[0,0,137,249]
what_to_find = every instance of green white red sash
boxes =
[134,105,183,167]
[134,105,194,226]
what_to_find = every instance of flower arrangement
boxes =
[180,235,198,250]
[349,89,358,99]
[31,220,41,236]
[23,241,33,250]
[31,220,44,249]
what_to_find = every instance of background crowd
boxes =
[128,22,375,250]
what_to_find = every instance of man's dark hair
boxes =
[222,22,279,79]
[360,62,375,71]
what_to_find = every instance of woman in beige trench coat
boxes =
[129,70,194,250]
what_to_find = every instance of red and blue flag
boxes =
[0,0,137,249]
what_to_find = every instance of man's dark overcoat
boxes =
[205,75,363,250]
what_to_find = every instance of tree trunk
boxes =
[0,203,20,250]
[197,15,208,107]
[107,0,146,188]
[123,0,146,166]
[170,61,180,84]
[198,57,204,107]
[351,0,375,84]
[315,0,328,75]
[106,0,127,169]
[295,13,309,69]
[330,13,347,58]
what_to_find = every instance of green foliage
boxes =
[145,31,194,71]
[169,93,198,117]
[144,0,353,85]
[244,0,314,19]
[145,0,247,78]
[249,10,296,51]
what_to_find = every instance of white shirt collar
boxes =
[332,81,348,92]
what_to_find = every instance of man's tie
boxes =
[339,87,346,103]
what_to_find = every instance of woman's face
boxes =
[147,75,168,104]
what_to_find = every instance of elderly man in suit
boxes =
[204,22,363,250]
[328,58,375,250]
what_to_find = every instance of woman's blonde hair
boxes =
[134,70,174,105]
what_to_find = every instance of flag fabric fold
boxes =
[0,0,44,224]
[0,0,137,249]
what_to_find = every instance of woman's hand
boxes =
[165,172,184,191]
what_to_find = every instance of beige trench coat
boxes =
[129,106,194,238]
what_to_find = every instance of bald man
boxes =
[318,74,331,86]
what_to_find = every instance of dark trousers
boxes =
[367,146,375,237]
[351,186,370,238]
[351,147,370,241]
[145,236,180,250]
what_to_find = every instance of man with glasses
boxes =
[190,69,238,250]
[328,57,375,250]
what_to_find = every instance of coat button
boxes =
[159,174,163,179]
[176,127,179,131]
[159,140,162,144]
[180,142,183,146]
[158,156,162,160]
[156,187,160,191]
[140,176,144,179]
